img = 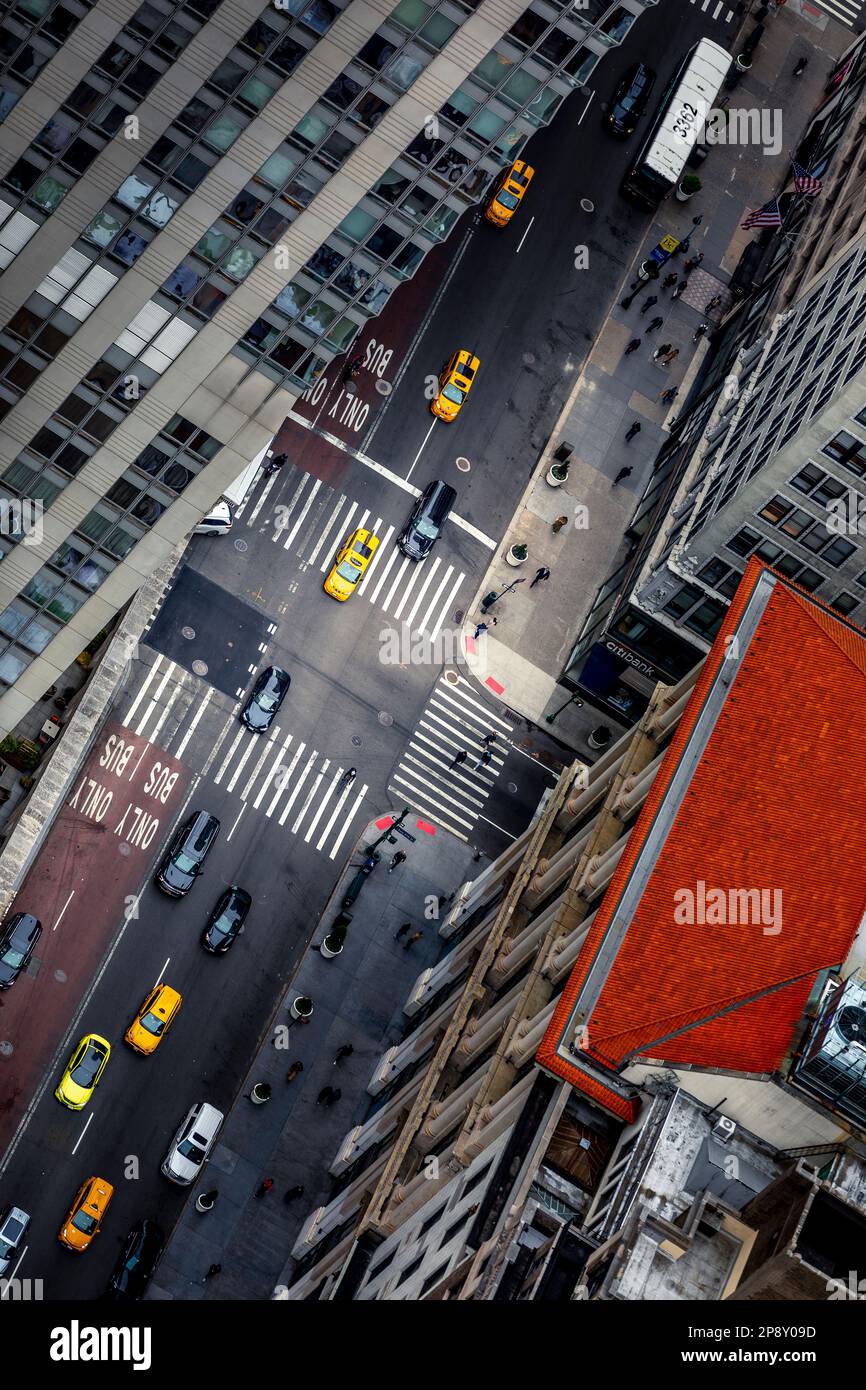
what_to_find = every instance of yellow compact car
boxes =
[54,1033,111,1110]
[58,1175,113,1253]
[125,982,182,1056]
[431,350,480,422]
[324,527,380,601]
[484,160,534,227]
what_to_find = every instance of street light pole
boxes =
[365,804,410,856]
[545,691,584,724]
[481,577,526,612]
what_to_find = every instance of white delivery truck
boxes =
[193,442,272,536]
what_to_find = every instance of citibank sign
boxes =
[604,640,657,679]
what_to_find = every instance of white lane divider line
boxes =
[226,802,247,842]
[515,215,535,255]
[52,890,75,933]
[71,1112,95,1156]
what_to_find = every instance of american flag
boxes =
[741,198,782,231]
[792,161,823,196]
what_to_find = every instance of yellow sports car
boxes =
[324,527,380,601]
[431,350,480,422]
[125,982,182,1056]
[55,1033,111,1110]
[484,160,534,227]
[58,1176,113,1253]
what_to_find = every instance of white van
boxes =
[161,1101,224,1185]
[193,445,272,536]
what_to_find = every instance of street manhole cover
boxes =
[378,711,394,726]
[118,843,131,856]
[455,456,471,472]
[352,735,362,746]
[375,380,392,396]
[523,353,535,366]
[581,198,595,213]
[444,669,460,686]
[0,1041,12,1057]
[181,625,196,640]
[234,538,249,553]
[192,660,208,676]
[507,781,518,794]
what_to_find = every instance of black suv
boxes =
[606,62,656,137]
[156,812,220,897]
[398,480,457,560]
[108,1219,165,1300]
[0,912,42,989]
[240,665,291,732]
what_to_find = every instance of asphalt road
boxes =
[0,0,737,1301]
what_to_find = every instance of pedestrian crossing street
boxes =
[234,469,467,644]
[689,0,736,21]
[388,674,513,841]
[122,653,368,860]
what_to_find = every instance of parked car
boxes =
[156,811,220,897]
[55,1033,111,1110]
[193,500,233,535]
[0,1205,29,1275]
[0,912,42,989]
[398,480,457,560]
[161,1102,224,1185]
[240,666,291,733]
[201,886,252,955]
[606,61,656,137]
[58,1176,113,1253]
[107,1218,165,1300]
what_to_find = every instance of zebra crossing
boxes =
[235,468,467,643]
[805,0,863,28]
[122,653,368,860]
[388,674,513,841]
[689,0,735,21]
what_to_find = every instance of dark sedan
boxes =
[107,1219,164,1300]
[606,62,656,137]
[0,912,42,989]
[240,666,290,732]
[202,885,252,954]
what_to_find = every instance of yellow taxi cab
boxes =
[484,160,534,227]
[431,350,480,422]
[54,1033,110,1110]
[125,981,182,1056]
[58,1175,113,1253]
[324,527,380,601]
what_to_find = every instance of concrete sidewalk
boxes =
[463,0,847,755]
[148,812,476,1301]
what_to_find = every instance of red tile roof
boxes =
[537,562,866,1116]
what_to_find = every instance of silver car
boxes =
[161,1102,223,1185]
[0,1205,29,1275]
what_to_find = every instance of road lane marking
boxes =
[154,956,170,988]
[285,411,423,497]
[0,1245,27,1294]
[428,568,465,643]
[318,500,358,571]
[175,685,212,759]
[515,215,535,254]
[403,555,440,627]
[356,520,391,594]
[123,656,162,727]
[71,1112,95,1156]
[578,89,595,125]
[406,419,437,481]
[227,802,247,841]
[252,730,294,809]
[282,477,321,551]
[52,890,75,933]
[306,493,347,566]
[416,563,454,638]
[328,780,369,860]
[134,659,176,737]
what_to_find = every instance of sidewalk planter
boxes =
[637,260,659,282]
[676,174,701,202]
[735,53,752,71]
[195,1193,217,1213]
[587,725,613,751]
[250,1082,272,1104]
[290,995,313,1021]
[320,924,347,959]
[506,543,528,567]
[546,462,570,487]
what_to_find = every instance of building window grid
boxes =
[0,0,95,114]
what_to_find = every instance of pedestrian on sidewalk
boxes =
[793,56,808,77]
[671,279,688,301]
[317,1085,340,1106]
[333,1044,354,1065]
[693,322,709,343]
[449,749,468,770]
[684,253,704,273]
[255,1178,274,1199]
[653,343,672,361]
[646,316,664,334]
[624,336,641,355]
[530,566,550,588]
[284,1185,305,1202]
[624,422,641,443]
[661,347,680,367]
[551,515,569,534]
[286,1060,304,1083]
[639,294,658,315]
[403,931,423,951]
[471,848,484,863]
[703,295,722,314]
[394,921,412,940]
[202,1264,222,1283]
[613,466,633,485]
[660,386,679,405]
[473,749,494,772]
[661,272,679,289]
[388,850,407,874]
[472,621,488,639]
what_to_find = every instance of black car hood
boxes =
[242,700,272,730]
[160,860,195,892]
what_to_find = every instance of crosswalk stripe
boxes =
[240,727,286,801]
[303,766,342,842]
[416,720,504,770]
[134,659,176,737]
[317,777,363,851]
[381,554,412,611]
[429,693,492,738]
[245,471,278,527]
[417,564,454,639]
[356,522,393,594]
[391,559,426,620]
[452,676,514,731]
[282,478,321,551]
[428,568,465,643]
[175,685,212,759]
[328,780,368,859]
[402,555,440,627]
[390,771,474,834]
[278,748,318,825]
[407,742,488,804]
[227,724,274,793]
[367,542,400,602]
[307,493,347,566]
[201,710,239,777]
[712,1,722,14]
[213,725,247,785]
[403,749,494,801]
[146,667,186,744]
[252,730,294,808]
[292,757,330,834]
[265,741,304,816]
[124,656,162,727]
[273,473,310,543]
[319,500,358,571]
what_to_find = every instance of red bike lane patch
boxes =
[0,721,191,1157]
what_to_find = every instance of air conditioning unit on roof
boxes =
[711,1115,737,1144]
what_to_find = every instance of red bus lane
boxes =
[0,721,191,1157]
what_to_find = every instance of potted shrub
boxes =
[250,1082,272,1105]
[320,923,347,959]
[735,51,752,72]
[290,995,313,1021]
[506,543,528,567]
[676,173,702,202]
[637,260,660,282]
[196,1190,218,1213]
[547,459,570,487]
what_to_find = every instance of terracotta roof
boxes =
[536,561,866,1115]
